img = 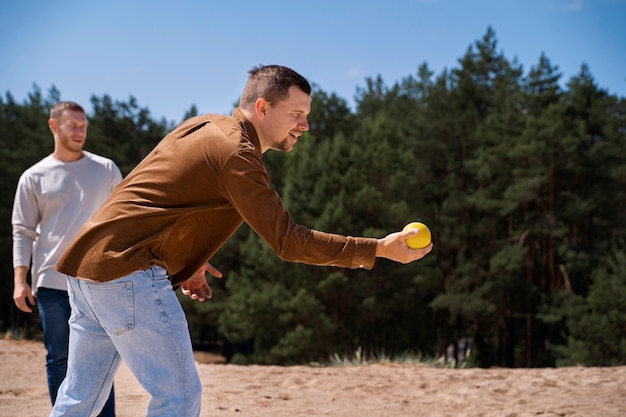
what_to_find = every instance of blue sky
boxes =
[1,0,625,123]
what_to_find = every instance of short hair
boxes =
[240,65,311,110]
[50,101,86,120]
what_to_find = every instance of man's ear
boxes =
[48,118,57,133]
[254,98,268,118]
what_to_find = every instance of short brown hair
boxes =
[50,101,86,120]
[240,65,311,110]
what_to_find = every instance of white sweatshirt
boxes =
[12,152,122,294]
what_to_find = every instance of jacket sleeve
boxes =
[218,151,377,269]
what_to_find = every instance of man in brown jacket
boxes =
[51,65,432,417]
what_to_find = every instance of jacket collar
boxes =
[232,107,261,156]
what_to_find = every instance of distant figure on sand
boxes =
[12,101,121,416]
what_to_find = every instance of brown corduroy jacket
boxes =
[56,108,377,286]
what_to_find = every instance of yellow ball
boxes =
[403,222,432,249]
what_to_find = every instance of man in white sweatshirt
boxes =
[11,101,122,416]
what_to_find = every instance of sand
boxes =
[1,338,624,416]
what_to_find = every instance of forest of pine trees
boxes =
[1,29,624,368]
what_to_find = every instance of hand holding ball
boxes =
[403,222,432,249]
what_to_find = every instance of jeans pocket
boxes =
[86,281,135,335]
[67,281,85,324]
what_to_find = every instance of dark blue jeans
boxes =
[37,287,116,416]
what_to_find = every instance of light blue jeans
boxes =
[50,266,202,417]
[37,287,115,416]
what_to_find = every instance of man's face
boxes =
[259,86,310,153]
[51,110,88,154]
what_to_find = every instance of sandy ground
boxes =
[1,338,624,417]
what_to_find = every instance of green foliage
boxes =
[327,346,438,367]
[2,27,625,368]
[88,94,172,175]
[547,246,626,366]
[219,262,336,363]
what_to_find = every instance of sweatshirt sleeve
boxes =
[11,173,39,268]
[109,161,123,191]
